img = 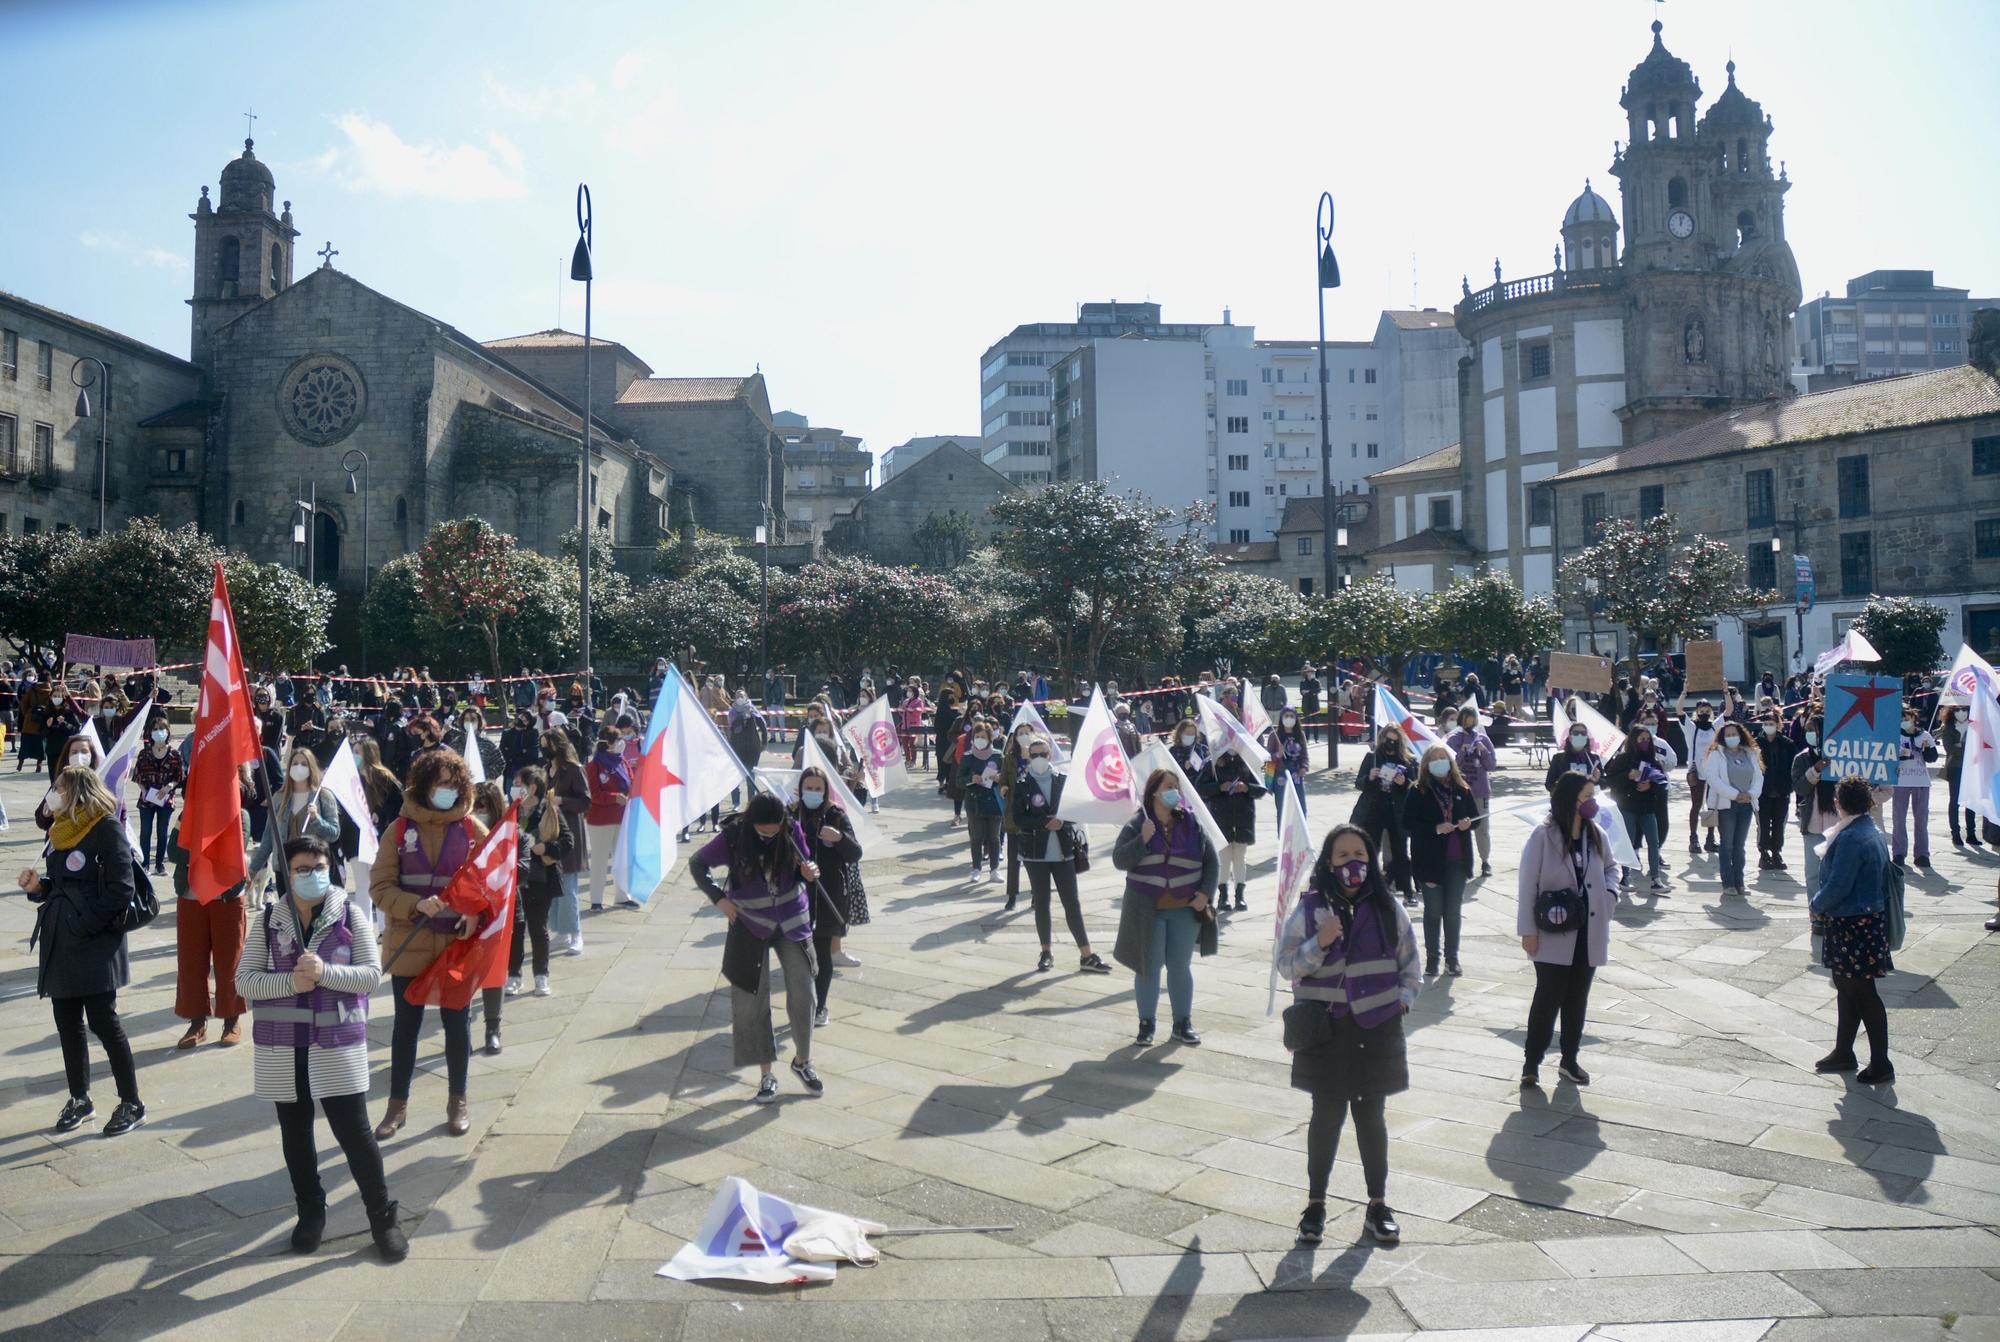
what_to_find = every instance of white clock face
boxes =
[1668,210,1695,239]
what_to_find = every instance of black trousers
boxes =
[1757,797,1788,858]
[967,813,1002,870]
[389,976,470,1101]
[509,882,556,978]
[1306,1092,1389,1202]
[1005,832,1022,898]
[1524,933,1595,1068]
[812,914,836,1012]
[1025,859,1089,950]
[275,1047,390,1218]
[1946,772,1980,841]
[52,991,140,1104]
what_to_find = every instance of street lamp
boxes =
[70,356,110,535]
[1315,192,1342,770]
[293,485,320,585]
[571,182,594,695]
[343,447,371,672]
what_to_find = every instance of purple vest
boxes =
[397,818,473,933]
[695,822,812,944]
[1124,814,1206,907]
[252,903,369,1049]
[1293,887,1402,1028]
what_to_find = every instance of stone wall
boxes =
[611,399,779,540]
[830,443,1013,567]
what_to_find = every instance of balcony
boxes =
[1274,418,1318,434]
[1460,266,1619,317]
[1272,380,1316,397]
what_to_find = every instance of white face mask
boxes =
[49,694,64,705]
[1028,757,1053,778]
[1179,731,1197,746]
[972,737,990,751]
[510,785,527,801]
[69,753,92,768]
[44,789,62,811]
[289,764,311,782]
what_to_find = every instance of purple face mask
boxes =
[1577,798,1600,821]
[1335,858,1370,888]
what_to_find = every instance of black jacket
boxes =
[1008,769,1087,863]
[792,801,863,929]
[1198,750,1266,845]
[1350,749,1414,836]
[1758,730,1799,799]
[30,814,133,1000]
[1544,747,1602,794]
[1402,779,1480,885]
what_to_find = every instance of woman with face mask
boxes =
[1675,693,1721,855]
[248,747,344,905]
[1265,707,1310,824]
[788,766,864,1026]
[1809,775,1898,1085]
[1700,720,1765,899]
[500,708,540,784]
[688,793,825,1103]
[1010,734,1110,975]
[1445,707,1497,878]
[997,718,1043,910]
[370,747,488,1140]
[957,719,1007,883]
[541,731,590,954]
[584,730,635,910]
[1111,770,1219,1046]
[1351,728,1416,907]
[503,769,573,1017]
[448,709,500,783]
[1404,744,1481,975]
[39,683,86,777]
[1755,711,1800,873]
[1543,713,1604,795]
[1936,703,1983,849]
[1168,718,1208,778]
[1198,736,1265,913]
[18,766,147,1138]
[132,713,185,878]
[1604,723,1677,894]
[235,836,408,1262]
[1891,708,1937,869]
[1516,774,1621,1088]
[1274,824,1419,1247]
[1790,714,1843,893]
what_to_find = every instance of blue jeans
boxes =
[1621,805,1663,881]
[138,802,173,870]
[549,871,581,935]
[1718,802,1754,889]
[1271,771,1306,822]
[1420,870,1466,965]
[1135,906,1198,1024]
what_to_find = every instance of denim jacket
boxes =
[1809,813,1889,919]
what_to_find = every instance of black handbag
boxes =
[1069,824,1091,873]
[1282,1001,1334,1052]
[1533,886,1585,934]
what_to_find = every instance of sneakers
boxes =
[1078,953,1111,974]
[565,934,584,957]
[1171,1018,1202,1046]
[1650,876,1670,893]
[832,949,862,968]
[1135,1019,1156,1046]
[54,1095,94,1133]
[1556,1057,1591,1086]
[292,1203,327,1253]
[790,1057,825,1096]
[369,1201,410,1263]
[1814,1050,1857,1074]
[1445,958,1462,976]
[504,976,522,996]
[1856,1060,1896,1086]
[533,975,552,997]
[969,865,983,883]
[754,1073,780,1105]
[101,1101,146,1137]
[1520,1066,1540,1089]
[1364,1202,1401,1245]
[1037,950,1056,972]
[813,1006,830,1028]
[989,866,1001,883]
[1296,1202,1326,1245]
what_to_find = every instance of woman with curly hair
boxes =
[370,747,489,1140]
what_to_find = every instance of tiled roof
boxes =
[0,288,196,369]
[1381,309,1456,331]
[616,376,754,406]
[1555,364,2000,481]
[1368,442,1461,480]
[485,329,617,350]
[1211,541,1279,564]
[1367,527,1478,559]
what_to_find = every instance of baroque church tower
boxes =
[189,138,298,371]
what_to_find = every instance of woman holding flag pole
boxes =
[1112,769,1219,1047]
[789,764,860,1029]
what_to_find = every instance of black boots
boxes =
[370,1201,409,1262]
[1232,884,1247,912]
[1172,1018,1202,1046]
[292,1202,326,1253]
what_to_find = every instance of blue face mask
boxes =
[1427,758,1451,778]
[801,790,826,808]
[291,870,331,902]
[430,787,459,811]
[1159,789,1182,809]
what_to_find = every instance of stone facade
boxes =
[825,441,1014,567]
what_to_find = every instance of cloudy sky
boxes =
[7,0,1996,467]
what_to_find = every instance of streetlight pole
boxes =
[571,183,594,696]
[344,447,371,672]
[759,431,773,673]
[1315,193,1342,770]
[70,356,110,535]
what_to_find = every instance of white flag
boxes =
[800,731,883,851]
[1056,686,1139,826]
[1814,627,1881,679]
[1959,673,2000,827]
[1555,694,1626,759]
[1239,685,1273,745]
[1008,698,1067,763]
[752,767,802,805]
[838,694,907,795]
[1947,644,1996,701]
[1129,738,1226,853]
[1196,694,1270,770]
[659,1176,883,1284]
[323,738,380,864]
[1508,797,1639,872]
[1268,778,1314,1015]
[1373,684,1443,753]
[463,729,485,786]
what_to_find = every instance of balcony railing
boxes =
[1460,267,1618,315]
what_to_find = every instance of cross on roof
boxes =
[244,107,257,140]
[317,241,338,270]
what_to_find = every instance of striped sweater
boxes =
[1272,888,1421,1018]
[235,890,381,1102]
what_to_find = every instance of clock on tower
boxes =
[1667,210,1695,239]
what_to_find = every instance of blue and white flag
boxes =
[659,1176,883,1284]
[611,666,748,905]
[1959,673,2000,826]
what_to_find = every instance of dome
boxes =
[1563,180,1618,229]
[1622,20,1697,102]
[1701,60,1765,128]
[218,138,274,210]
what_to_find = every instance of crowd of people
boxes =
[3,642,1974,1261]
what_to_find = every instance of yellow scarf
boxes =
[50,801,113,852]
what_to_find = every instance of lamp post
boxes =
[570,183,594,691]
[292,481,320,585]
[343,447,371,672]
[1314,192,1341,600]
[70,356,110,535]
[1772,501,1807,666]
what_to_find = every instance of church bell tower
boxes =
[189,137,298,371]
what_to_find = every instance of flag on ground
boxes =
[1814,627,1882,679]
[1128,738,1226,853]
[1196,694,1270,770]
[1007,698,1067,763]
[611,665,749,905]
[1269,778,1313,1015]
[1958,671,2000,827]
[185,563,261,903]
[403,803,520,1009]
[799,730,883,850]
[839,694,908,795]
[1056,686,1138,827]
[323,738,381,864]
[658,1176,885,1284]
[1373,684,1442,753]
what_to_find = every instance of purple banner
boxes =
[65,634,158,669]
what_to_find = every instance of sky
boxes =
[6,0,1997,471]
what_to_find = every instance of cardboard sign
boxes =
[1683,640,1726,693]
[1547,652,1612,694]
[1822,673,1902,786]
[64,634,158,669]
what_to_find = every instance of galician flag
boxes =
[1055,686,1137,826]
[185,563,261,903]
[1268,778,1313,1015]
[1196,694,1270,770]
[611,665,748,905]
[323,737,380,864]
[838,694,907,795]
[1007,698,1067,763]
[1959,671,2000,827]
[1373,684,1441,753]
[1814,627,1882,679]
[659,1176,884,1284]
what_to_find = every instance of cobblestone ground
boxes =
[1,751,1997,1340]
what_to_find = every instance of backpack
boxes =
[1882,857,1906,953]
[113,844,160,931]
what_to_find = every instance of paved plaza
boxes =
[1,751,1998,1340]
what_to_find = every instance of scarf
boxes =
[49,800,113,852]
[1815,810,1861,862]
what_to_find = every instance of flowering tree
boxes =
[1302,575,1435,685]
[1852,596,1947,676]
[415,518,521,678]
[1560,513,1774,682]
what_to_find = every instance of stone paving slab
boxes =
[2,757,1996,1337]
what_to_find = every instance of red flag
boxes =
[404,804,520,1010]
[185,563,260,903]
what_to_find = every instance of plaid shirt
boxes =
[132,745,187,800]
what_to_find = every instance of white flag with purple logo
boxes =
[838,693,907,795]
[1268,778,1314,1015]
[1008,697,1067,763]
[1055,686,1138,827]
[1196,694,1270,770]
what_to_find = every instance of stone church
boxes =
[1368,20,1803,596]
[0,137,786,585]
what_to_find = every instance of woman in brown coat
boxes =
[370,749,488,1139]
[541,729,590,954]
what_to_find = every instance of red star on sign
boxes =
[633,729,683,823]
[1827,682,1898,736]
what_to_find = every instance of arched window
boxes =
[1737,137,1750,173]
[233,499,245,525]
[1667,177,1687,208]
[1601,234,1615,262]
[218,236,240,295]
[270,244,283,291]
[1737,210,1757,246]
[1644,104,1659,140]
